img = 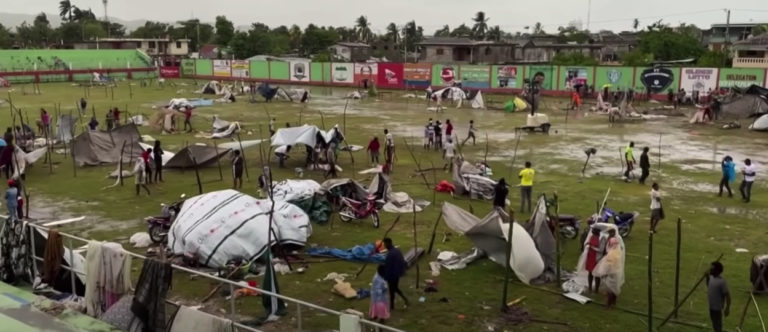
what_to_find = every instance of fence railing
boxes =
[25,221,406,332]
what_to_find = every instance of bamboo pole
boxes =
[753,293,767,332]
[501,209,514,310]
[118,141,126,186]
[658,253,724,329]
[189,151,203,195]
[129,83,133,99]
[509,132,522,179]
[402,138,430,190]
[674,217,682,318]
[213,140,224,181]
[412,204,420,289]
[738,294,751,331]
[552,194,561,285]
[658,133,662,171]
[483,132,489,165]
[648,229,654,331]
[426,211,443,255]
[236,133,249,180]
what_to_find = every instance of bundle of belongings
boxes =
[270,179,332,223]
[167,98,213,109]
[429,87,485,109]
[168,189,312,268]
[452,158,497,200]
[441,203,545,284]
[98,259,173,331]
[319,173,429,213]
[750,255,768,292]
[31,229,86,295]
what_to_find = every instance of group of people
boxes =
[719,156,756,203]
[368,238,410,322]
[133,140,165,196]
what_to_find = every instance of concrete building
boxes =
[418,37,515,64]
[328,42,371,62]
[514,35,602,63]
[369,40,403,62]
[72,38,190,56]
[592,31,638,63]
[705,23,768,51]
[732,34,768,69]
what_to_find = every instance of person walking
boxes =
[740,158,756,203]
[442,138,455,172]
[367,136,380,165]
[325,143,338,179]
[369,265,390,322]
[639,147,651,185]
[275,145,291,168]
[718,156,735,197]
[650,182,664,233]
[433,121,442,150]
[707,261,730,332]
[183,107,194,132]
[141,148,153,184]
[444,119,454,143]
[153,140,164,183]
[133,157,150,196]
[382,238,409,310]
[5,180,18,220]
[384,129,395,170]
[462,120,477,146]
[493,178,508,209]
[105,109,114,131]
[624,142,636,181]
[519,161,535,213]
[269,118,276,136]
[232,150,244,189]
[113,107,121,126]
[40,109,51,137]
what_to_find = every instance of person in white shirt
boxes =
[384,129,395,169]
[740,158,756,203]
[650,182,664,233]
[269,118,276,136]
[442,138,456,172]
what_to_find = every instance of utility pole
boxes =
[586,0,592,31]
[723,9,731,67]
[197,20,201,53]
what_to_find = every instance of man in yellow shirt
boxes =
[519,161,535,213]
[624,141,636,181]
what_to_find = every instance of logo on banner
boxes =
[640,67,674,93]
[441,66,455,84]
[607,69,622,84]
[334,65,350,82]
[384,69,398,84]
[293,63,306,80]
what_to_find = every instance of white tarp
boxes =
[271,125,320,147]
[218,140,265,150]
[13,146,47,177]
[750,114,768,131]
[569,223,626,295]
[271,179,321,202]
[168,190,312,268]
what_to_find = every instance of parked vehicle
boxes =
[338,195,380,228]
[145,194,186,243]
[588,207,638,238]
[549,214,581,239]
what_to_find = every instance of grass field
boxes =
[2,80,767,332]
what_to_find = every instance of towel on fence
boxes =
[131,259,172,332]
[85,241,104,317]
[169,306,234,332]
[100,242,132,310]
[42,229,63,284]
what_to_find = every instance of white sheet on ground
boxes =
[750,114,768,131]
[271,179,321,202]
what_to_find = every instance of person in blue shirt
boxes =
[5,180,18,220]
[718,156,735,197]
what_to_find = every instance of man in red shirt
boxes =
[367,136,380,165]
[141,148,153,184]
[113,107,121,126]
[183,107,194,132]
[445,119,454,142]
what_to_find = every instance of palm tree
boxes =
[487,25,502,42]
[471,11,490,40]
[355,15,373,43]
[288,24,302,50]
[59,0,74,22]
[632,18,640,31]
[451,24,472,38]
[533,22,545,35]
[434,25,450,37]
[386,22,400,43]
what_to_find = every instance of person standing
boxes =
[153,140,164,183]
[650,183,664,233]
[232,150,244,189]
[624,142,636,181]
[5,180,18,220]
[113,107,121,126]
[133,157,150,196]
[367,136,380,165]
[707,261,730,332]
[433,121,442,150]
[106,109,114,131]
[444,119,454,143]
[40,109,51,137]
[718,156,735,197]
[382,238,409,310]
[518,161,535,213]
[493,178,508,209]
[88,117,99,131]
[369,265,390,322]
[80,98,88,114]
[142,148,153,184]
[442,138,456,172]
[594,229,622,309]
[462,120,477,146]
[585,227,602,293]
[183,107,194,133]
[426,119,435,150]
[740,158,756,203]
[384,129,394,169]
[275,145,291,168]
[269,118,276,136]
[639,147,651,185]
[325,143,338,179]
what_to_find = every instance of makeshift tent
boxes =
[73,124,143,166]
[218,139,264,151]
[138,142,175,165]
[56,114,75,143]
[452,159,497,200]
[276,88,311,103]
[750,114,768,131]
[168,190,312,268]
[271,125,344,147]
[432,87,485,109]
[524,196,556,275]
[441,203,545,284]
[257,83,279,101]
[718,85,768,120]
[167,98,194,110]
[320,178,371,202]
[198,81,225,95]
[163,144,231,169]
[212,115,230,132]
[13,146,47,177]
[271,179,321,202]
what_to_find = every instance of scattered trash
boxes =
[506,296,525,307]
[129,232,152,248]
[419,296,426,302]
[429,262,441,277]
[500,305,531,325]
[563,292,591,304]
[323,272,349,282]
[457,314,466,320]
[439,297,450,303]
[736,248,750,253]
[424,280,438,293]
[332,280,358,299]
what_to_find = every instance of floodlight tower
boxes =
[102,0,109,21]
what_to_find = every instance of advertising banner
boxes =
[431,64,459,87]
[181,59,195,76]
[492,65,518,89]
[561,66,590,90]
[331,63,354,84]
[636,67,679,93]
[290,61,311,82]
[404,63,431,87]
[159,67,180,78]
[195,59,212,76]
[595,67,634,91]
[269,62,290,80]
[718,68,765,88]
[680,68,718,92]
[231,60,249,78]
[460,65,490,89]
[526,66,556,90]
[354,63,378,86]
[212,60,231,77]
[377,63,404,88]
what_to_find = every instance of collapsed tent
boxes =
[12,146,48,177]
[164,144,231,168]
[257,83,279,101]
[271,125,344,147]
[56,114,75,143]
[452,159,497,200]
[73,124,143,166]
[750,114,768,131]
[168,189,312,268]
[272,179,321,202]
[197,81,227,95]
[138,142,175,165]
[442,203,544,284]
[432,87,485,109]
[717,85,768,120]
[276,88,311,103]
[523,196,556,275]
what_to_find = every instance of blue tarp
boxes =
[306,243,385,263]
[188,99,213,107]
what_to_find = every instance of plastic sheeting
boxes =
[452,159,496,200]
[73,124,143,166]
[570,223,626,295]
[164,145,231,168]
[441,203,544,284]
[750,114,768,131]
[168,190,312,268]
[271,125,344,147]
[306,243,385,263]
[523,196,556,273]
[56,114,75,143]
[271,179,321,202]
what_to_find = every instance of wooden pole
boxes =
[501,209,515,310]
[426,212,443,254]
[71,139,76,178]
[213,140,224,181]
[648,229,654,331]
[110,87,114,100]
[552,194,561,285]
[753,293,767,332]
[402,137,430,190]
[431,161,437,206]
[236,133,250,180]
[318,109,326,130]
[412,204,420,289]
[509,132,522,179]
[354,216,402,279]
[129,83,133,99]
[298,103,305,125]
[738,295,752,331]
[483,132,489,165]
[673,217,682,318]
[342,99,349,135]
[119,141,126,186]
[189,152,203,195]
[658,133,662,171]
[658,253,724,329]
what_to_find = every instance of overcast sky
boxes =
[5,0,768,33]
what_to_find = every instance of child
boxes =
[369,265,390,322]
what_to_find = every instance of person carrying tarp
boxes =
[275,145,291,168]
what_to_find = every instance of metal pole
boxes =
[501,209,514,310]
[673,217,682,318]
[724,9,731,67]
[229,283,236,321]
[297,303,303,332]
[29,225,37,279]
[412,204,419,289]
[68,237,76,295]
[648,230,654,331]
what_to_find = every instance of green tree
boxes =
[434,25,450,37]
[752,24,768,37]
[57,22,83,43]
[636,21,704,61]
[556,26,590,43]
[621,50,653,66]
[552,51,598,65]
[130,21,170,38]
[355,16,373,43]
[402,21,423,51]
[228,31,250,59]
[101,21,125,37]
[171,20,214,52]
[0,23,12,48]
[385,23,400,43]
[471,11,489,40]
[299,24,340,56]
[487,25,502,41]
[59,0,74,22]
[450,24,472,38]
[697,50,729,67]
[214,16,235,46]
[72,7,96,22]
[288,24,302,51]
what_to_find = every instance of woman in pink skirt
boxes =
[369,265,390,322]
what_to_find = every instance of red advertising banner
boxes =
[354,63,378,86]
[377,63,404,88]
[404,63,431,87]
[159,66,180,78]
